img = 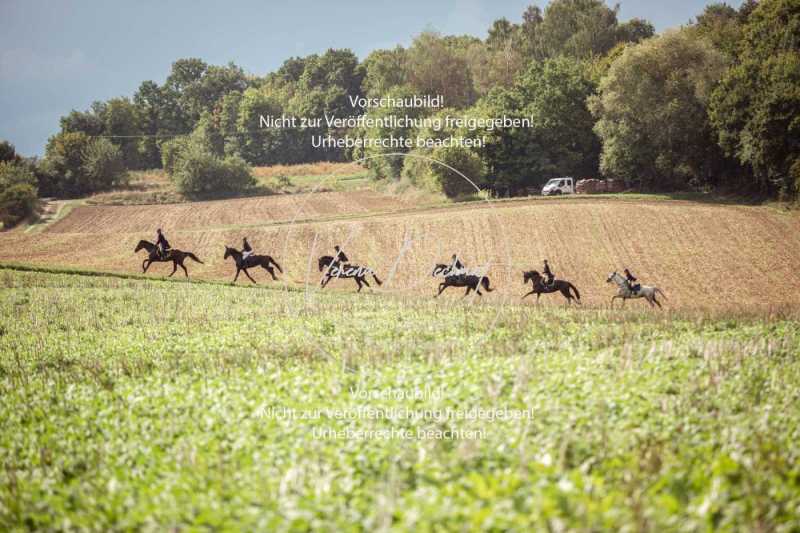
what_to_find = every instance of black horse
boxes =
[318,255,382,292]
[436,273,494,297]
[522,270,581,304]
[224,246,282,284]
[134,240,203,277]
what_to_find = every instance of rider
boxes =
[449,253,465,276]
[155,228,171,259]
[624,268,640,293]
[333,245,349,264]
[242,237,253,261]
[543,259,555,287]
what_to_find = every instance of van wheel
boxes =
[553,190,562,195]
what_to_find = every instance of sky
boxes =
[0,0,743,156]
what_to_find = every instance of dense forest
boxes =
[1,0,799,220]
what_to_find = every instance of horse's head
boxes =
[606,271,619,284]
[524,270,540,284]
[134,240,150,253]
[224,246,234,260]
[318,255,333,272]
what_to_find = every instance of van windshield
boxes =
[546,179,560,186]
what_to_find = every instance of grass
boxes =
[1,267,799,531]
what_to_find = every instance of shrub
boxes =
[40,132,126,197]
[430,146,487,198]
[0,140,21,163]
[0,161,38,227]
[160,137,191,176]
[171,142,254,194]
[81,138,127,191]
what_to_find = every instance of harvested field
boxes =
[1,193,798,311]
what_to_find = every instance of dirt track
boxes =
[1,191,799,310]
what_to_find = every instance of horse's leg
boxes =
[361,276,370,288]
[143,260,151,273]
[653,296,662,309]
[179,260,188,277]
[321,275,331,287]
[356,278,363,292]
[168,261,177,277]
[142,259,148,272]
[232,268,241,283]
[435,283,447,297]
[522,290,535,299]
[243,268,257,284]
[264,265,277,281]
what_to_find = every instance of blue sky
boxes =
[0,0,742,156]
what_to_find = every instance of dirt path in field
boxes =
[1,191,798,311]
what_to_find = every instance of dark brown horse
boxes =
[224,246,282,284]
[134,240,203,277]
[436,273,494,297]
[522,270,581,304]
[318,255,382,292]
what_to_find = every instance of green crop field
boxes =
[1,267,799,531]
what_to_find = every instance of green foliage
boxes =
[0,140,20,163]
[169,141,254,194]
[39,132,126,197]
[478,56,600,190]
[429,145,487,197]
[1,268,799,530]
[160,137,190,176]
[406,32,478,109]
[80,138,127,191]
[591,29,729,190]
[709,0,800,196]
[361,47,408,97]
[0,162,38,227]
[694,2,744,57]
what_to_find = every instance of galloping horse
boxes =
[224,246,282,284]
[134,240,203,277]
[522,270,581,304]
[436,273,494,297]
[318,255,382,292]
[606,271,667,308]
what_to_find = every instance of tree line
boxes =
[1,0,798,225]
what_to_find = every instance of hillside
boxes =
[1,191,799,310]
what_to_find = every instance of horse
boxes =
[134,240,203,277]
[435,273,494,297]
[606,271,667,308]
[318,255,383,292]
[224,246,283,284]
[522,270,581,304]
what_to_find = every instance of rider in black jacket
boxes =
[155,229,171,259]
[543,259,555,286]
[333,245,349,264]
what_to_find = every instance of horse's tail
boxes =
[655,288,668,300]
[568,282,581,301]
[270,257,283,273]
[186,252,203,264]
[372,274,383,286]
[481,277,494,292]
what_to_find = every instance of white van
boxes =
[541,177,575,196]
